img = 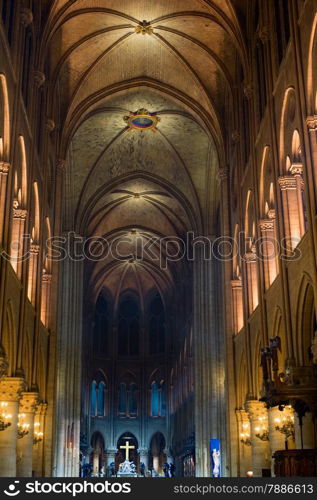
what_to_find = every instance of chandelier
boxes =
[255,416,269,441]
[33,422,43,444]
[0,402,12,431]
[17,413,30,439]
[240,423,251,446]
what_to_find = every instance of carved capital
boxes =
[20,8,33,27]
[217,166,229,181]
[243,83,253,100]
[0,377,26,402]
[231,279,242,290]
[267,208,276,220]
[42,272,52,284]
[19,392,39,414]
[259,219,274,231]
[35,402,48,416]
[236,408,250,424]
[57,159,67,172]
[34,71,46,88]
[258,26,270,44]
[278,175,297,190]
[246,399,267,420]
[0,347,8,379]
[244,251,257,263]
[46,119,55,133]
[0,161,10,174]
[231,131,240,144]
[30,244,40,255]
[13,208,27,220]
[289,163,303,176]
[306,115,317,130]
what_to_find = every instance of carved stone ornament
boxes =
[306,115,317,130]
[46,119,55,133]
[34,71,46,88]
[135,21,154,35]
[0,161,10,174]
[0,347,8,379]
[20,8,33,27]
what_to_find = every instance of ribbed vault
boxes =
[45,0,246,302]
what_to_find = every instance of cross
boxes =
[120,440,135,461]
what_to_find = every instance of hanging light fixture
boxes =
[0,402,12,431]
[17,413,30,439]
[33,422,43,444]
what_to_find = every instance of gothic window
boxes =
[1,0,15,45]
[149,295,165,354]
[118,383,127,416]
[274,0,291,64]
[150,380,166,417]
[256,40,267,120]
[93,294,109,356]
[97,381,105,417]
[118,298,139,356]
[118,379,138,417]
[128,383,138,417]
[22,28,33,108]
[90,381,97,416]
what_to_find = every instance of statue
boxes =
[212,448,221,477]
[163,462,170,477]
[140,462,145,477]
[169,463,175,477]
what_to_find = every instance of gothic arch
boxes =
[0,73,10,161]
[279,87,301,172]
[259,146,275,217]
[237,352,248,408]
[252,331,263,399]
[296,274,317,366]
[1,300,16,376]
[307,12,317,115]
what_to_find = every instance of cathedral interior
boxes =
[0,0,317,478]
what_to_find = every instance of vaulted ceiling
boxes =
[44,0,247,302]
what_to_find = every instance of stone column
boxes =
[306,116,317,200]
[27,244,40,305]
[53,248,84,477]
[10,207,27,278]
[40,272,52,327]
[246,400,270,477]
[236,409,252,476]
[32,402,47,477]
[0,377,25,476]
[259,216,278,289]
[93,451,99,475]
[0,161,10,244]
[16,392,38,477]
[106,447,117,467]
[153,455,160,474]
[244,251,259,313]
[231,279,244,334]
[268,407,285,476]
[278,175,305,250]
[193,247,225,476]
[138,447,149,474]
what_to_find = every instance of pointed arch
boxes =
[0,74,10,161]
[296,274,317,366]
[1,301,16,376]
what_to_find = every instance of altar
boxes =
[116,440,138,477]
